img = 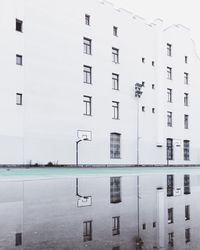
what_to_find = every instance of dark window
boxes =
[152,108,155,113]
[185,205,190,221]
[85,14,90,25]
[112,73,119,90]
[184,115,189,129]
[112,247,120,250]
[142,106,145,112]
[167,43,172,56]
[83,38,92,55]
[184,141,190,161]
[152,84,155,89]
[167,139,173,161]
[184,175,190,194]
[152,61,155,66]
[184,72,189,84]
[167,88,172,102]
[16,19,23,32]
[112,101,119,120]
[142,57,145,63]
[168,232,174,247]
[16,93,23,105]
[185,228,190,243]
[16,233,22,246]
[16,54,23,65]
[83,221,92,242]
[142,224,146,230]
[112,47,119,63]
[112,216,120,235]
[83,96,92,116]
[167,111,172,127]
[113,26,118,36]
[167,67,172,80]
[168,208,174,224]
[83,65,92,84]
[185,56,188,64]
[184,93,189,106]
[167,174,174,196]
[110,133,121,159]
[110,177,121,203]
[153,222,156,228]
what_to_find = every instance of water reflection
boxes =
[0,169,198,249]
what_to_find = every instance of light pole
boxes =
[76,138,88,167]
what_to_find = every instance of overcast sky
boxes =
[109,0,200,54]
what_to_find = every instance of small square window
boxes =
[16,93,23,105]
[85,14,90,25]
[16,19,23,32]
[16,54,23,65]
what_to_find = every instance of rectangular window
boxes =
[110,133,121,159]
[153,222,156,228]
[112,216,120,235]
[142,57,145,63]
[167,111,172,127]
[83,65,92,84]
[16,54,23,65]
[185,56,188,64]
[184,93,189,106]
[112,101,119,120]
[83,37,92,55]
[83,221,92,242]
[16,93,23,105]
[167,43,172,56]
[113,247,120,250]
[85,14,90,25]
[16,233,22,246]
[83,96,92,116]
[185,228,190,243]
[167,175,174,197]
[184,72,189,84]
[167,88,172,102]
[167,67,172,80]
[167,138,173,161]
[168,232,174,247]
[184,114,189,129]
[113,26,118,36]
[112,47,119,63]
[184,174,190,194]
[110,177,121,203]
[142,224,146,230]
[184,141,190,161]
[16,19,23,32]
[185,205,190,221]
[112,73,119,90]
[168,208,174,224]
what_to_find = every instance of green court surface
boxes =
[0,167,200,180]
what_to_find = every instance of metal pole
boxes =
[137,97,139,167]
[76,141,79,167]
[137,175,140,238]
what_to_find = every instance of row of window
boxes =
[167,174,190,196]
[167,89,189,106]
[167,112,189,129]
[167,139,190,161]
[167,67,189,83]
[167,43,188,63]
[168,228,190,247]
[168,205,190,224]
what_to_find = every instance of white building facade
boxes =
[0,0,200,166]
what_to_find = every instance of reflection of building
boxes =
[0,169,199,249]
[0,0,200,166]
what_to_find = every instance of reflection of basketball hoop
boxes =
[77,130,92,141]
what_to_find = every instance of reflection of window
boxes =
[83,221,92,242]
[110,133,121,159]
[168,232,174,247]
[168,208,174,224]
[16,233,22,246]
[110,177,121,203]
[167,139,173,161]
[184,140,190,161]
[184,175,190,194]
[185,228,190,243]
[185,205,190,221]
[167,175,174,196]
[112,216,120,235]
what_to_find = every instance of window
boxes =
[142,224,146,230]
[167,174,174,196]
[83,221,92,242]
[167,111,172,127]
[184,141,190,161]
[85,14,90,25]
[16,233,22,246]
[185,205,190,221]
[152,108,155,113]
[152,84,155,89]
[16,93,23,105]
[184,115,189,129]
[153,222,156,228]
[152,61,155,66]
[110,177,121,203]
[141,81,145,87]
[110,133,121,159]
[185,228,190,243]
[142,57,145,63]
[184,72,189,84]
[167,139,173,161]
[83,37,92,55]
[112,101,119,120]
[83,96,92,116]
[112,47,119,63]
[167,88,172,102]
[112,216,120,235]
[184,93,189,106]
[112,73,119,90]
[112,247,120,250]
[167,67,172,80]
[167,43,172,56]
[168,232,174,247]
[142,106,145,112]
[185,56,188,64]
[83,65,92,84]
[113,26,118,36]
[184,174,190,194]
[168,208,174,224]
[16,19,23,32]
[16,54,23,65]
